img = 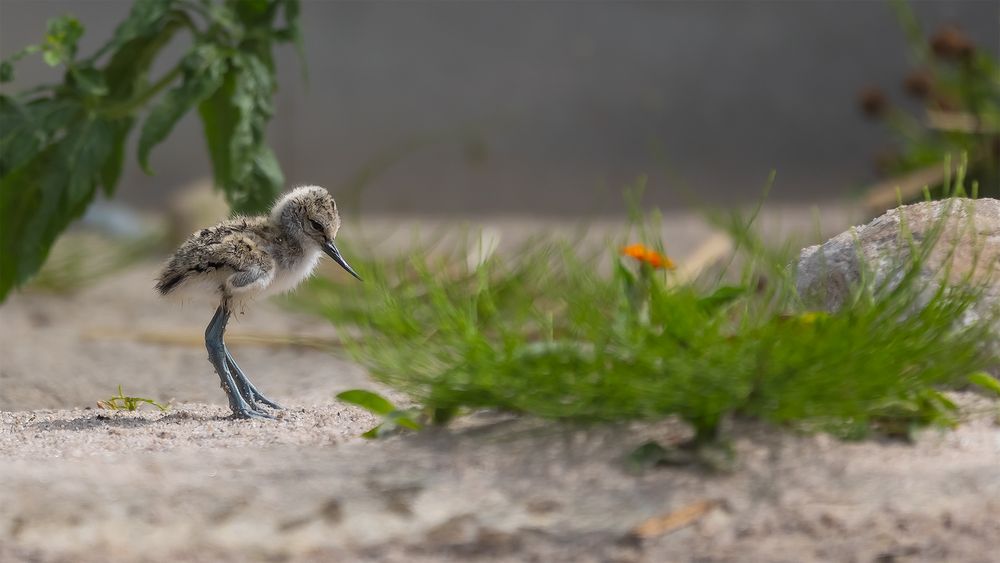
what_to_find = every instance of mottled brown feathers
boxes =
[155,217,276,296]
[155,186,342,302]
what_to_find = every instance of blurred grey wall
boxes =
[1,0,997,216]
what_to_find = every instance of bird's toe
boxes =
[255,395,284,410]
[231,408,275,420]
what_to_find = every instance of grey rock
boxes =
[796,198,1000,328]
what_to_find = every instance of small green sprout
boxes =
[97,385,169,412]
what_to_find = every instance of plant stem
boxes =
[100,63,184,118]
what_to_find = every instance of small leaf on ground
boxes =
[969,372,1000,396]
[627,499,719,540]
[336,390,397,416]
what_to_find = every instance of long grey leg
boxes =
[225,349,283,409]
[205,304,272,419]
[227,353,261,412]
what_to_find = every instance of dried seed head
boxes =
[903,69,933,99]
[931,93,960,113]
[930,26,975,61]
[858,87,889,119]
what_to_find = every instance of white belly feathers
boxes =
[262,246,323,297]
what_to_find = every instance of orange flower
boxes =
[621,243,676,270]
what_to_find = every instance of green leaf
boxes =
[336,390,397,416]
[0,96,45,176]
[138,44,226,173]
[0,96,81,177]
[205,2,241,35]
[614,259,636,285]
[232,0,274,23]
[44,46,66,67]
[227,53,275,181]
[101,16,184,103]
[70,67,109,96]
[924,389,958,412]
[96,0,175,59]
[197,52,282,214]
[198,73,239,185]
[236,144,284,212]
[0,114,116,301]
[387,410,423,431]
[361,425,383,439]
[58,116,118,212]
[0,62,12,83]
[969,372,1000,397]
[41,15,84,67]
[697,285,748,313]
[100,117,134,196]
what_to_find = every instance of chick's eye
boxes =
[309,219,324,231]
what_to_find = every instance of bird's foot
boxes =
[206,307,276,422]
[226,351,284,410]
[248,389,283,410]
[238,387,263,412]
[230,406,276,420]
[226,348,283,411]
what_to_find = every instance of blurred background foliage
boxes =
[0,0,300,301]
[858,0,999,210]
[0,0,997,301]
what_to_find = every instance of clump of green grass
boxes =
[294,187,997,446]
[97,385,169,412]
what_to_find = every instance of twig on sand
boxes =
[670,233,733,285]
[627,499,719,540]
[863,163,950,213]
[925,110,998,134]
[83,328,342,350]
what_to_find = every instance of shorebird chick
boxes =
[155,185,361,419]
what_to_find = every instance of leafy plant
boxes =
[97,385,169,412]
[0,0,302,302]
[301,175,997,446]
[335,389,423,439]
[858,0,999,205]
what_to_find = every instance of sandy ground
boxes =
[2,401,999,563]
[2,212,1000,562]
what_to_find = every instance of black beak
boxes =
[322,240,363,281]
